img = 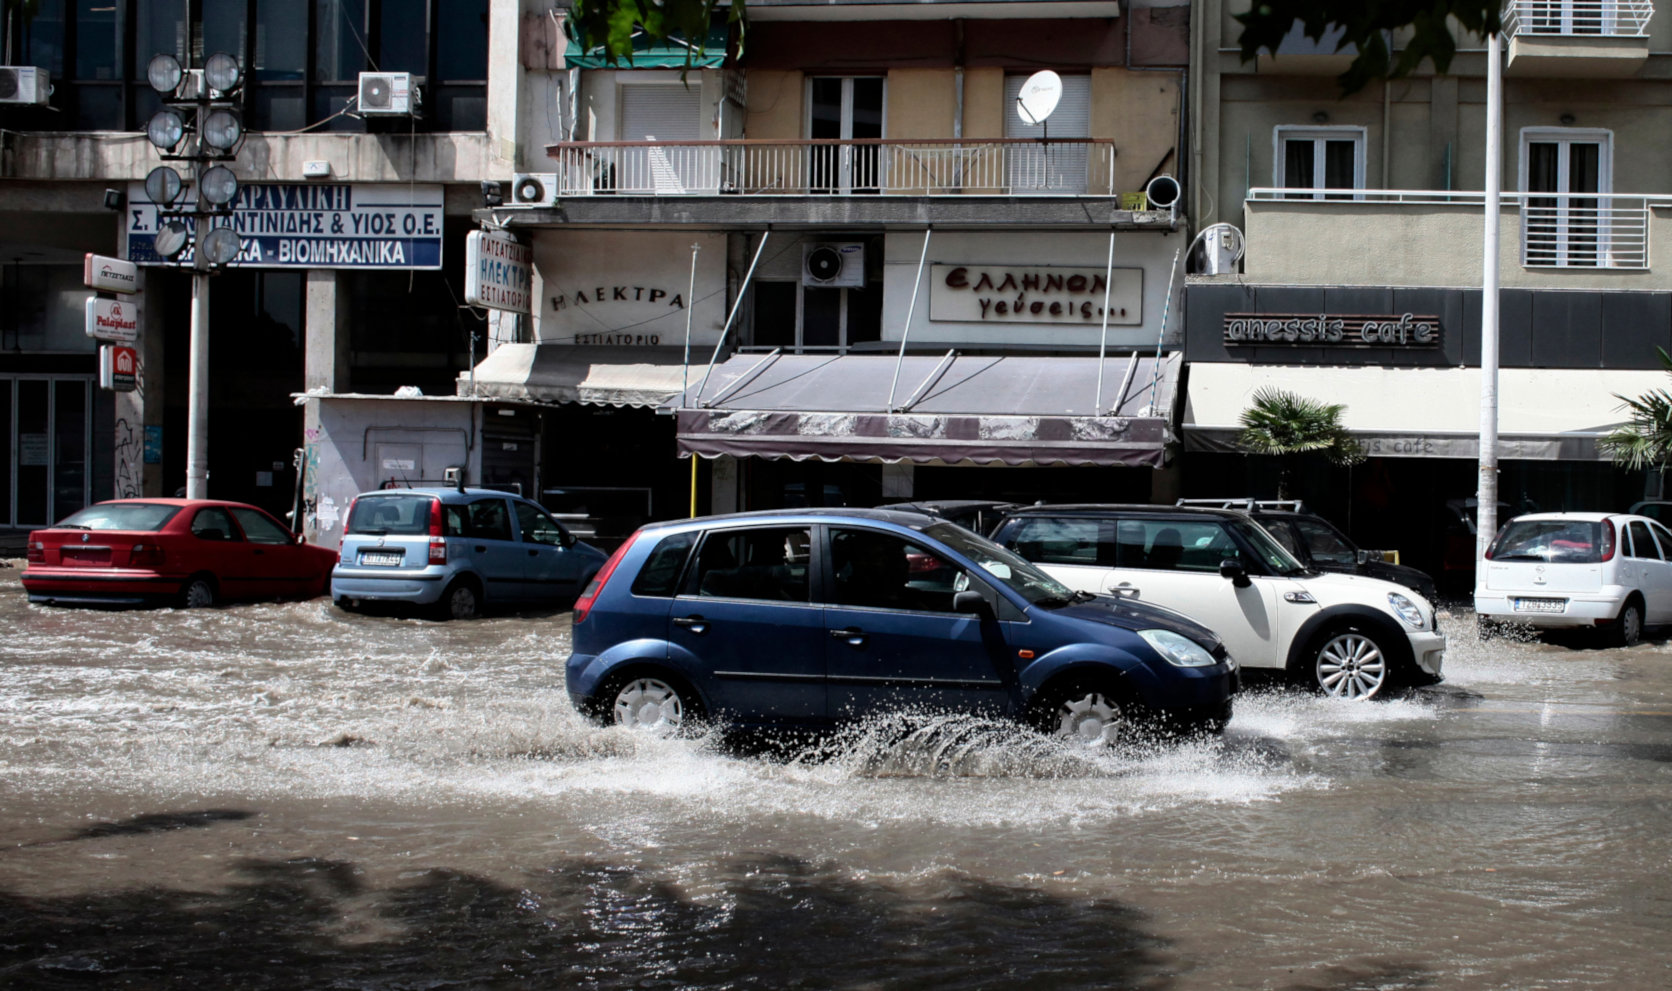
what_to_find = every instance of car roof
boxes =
[997,503,1247,521]
[354,487,525,501]
[1505,511,1628,523]
[879,499,1018,512]
[640,507,945,533]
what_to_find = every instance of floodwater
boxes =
[3,563,1671,990]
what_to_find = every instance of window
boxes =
[460,498,512,541]
[1118,519,1239,572]
[191,507,238,541]
[1291,517,1359,568]
[749,243,881,354]
[1004,73,1091,192]
[631,531,696,597]
[691,527,811,602]
[615,81,706,192]
[1627,520,1660,560]
[1007,517,1108,567]
[1521,128,1611,267]
[231,506,294,544]
[829,528,958,613]
[1525,1,1614,35]
[1274,127,1365,199]
[808,76,884,193]
[513,500,568,546]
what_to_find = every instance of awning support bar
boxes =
[1112,350,1141,417]
[701,348,782,408]
[898,348,959,412]
[694,230,771,407]
[886,226,933,412]
[1093,229,1117,414]
[1144,248,1182,415]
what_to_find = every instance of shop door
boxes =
[5,377,91,529]
[481,407,538,497]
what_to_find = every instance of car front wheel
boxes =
[610,675,697,736]
[1309,626,1389,700]
[1033,678,1131,748]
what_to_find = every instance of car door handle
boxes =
[672,615,708,634]
[1107,583,1139,597]
[527,549,539,557]
[829,626,867,645]
[474,545,487,552]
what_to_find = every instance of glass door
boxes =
[1524,132,1607,267]
[5,377,91,528]
[809,77,884,194]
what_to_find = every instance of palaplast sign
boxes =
[125,182,444,269]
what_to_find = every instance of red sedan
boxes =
[22,498,338,608]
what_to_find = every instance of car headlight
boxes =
[1388,591,1426,629]
[1138,629,1218,668]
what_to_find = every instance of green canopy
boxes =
[564,23,731,69]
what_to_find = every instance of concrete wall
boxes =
[744,69,806,140]
[1091,67,1181,196]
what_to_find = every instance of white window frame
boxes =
[805,76,887,194]
[753,279,872,354]
[1272,126,1368,199]
[1518,126,1614,268]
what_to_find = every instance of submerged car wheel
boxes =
[1035,679,1129,748]
[1310,626,1388,700]
[180,576,217,609]
[437,579,480,620]
[610,676,695,736]
[1610,598,1644,648]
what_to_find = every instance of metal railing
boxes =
[546,138,1118,196]
[1503,0,1653,37]
[1247,187,1657,270]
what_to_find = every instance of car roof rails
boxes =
[1176,497,1307,513]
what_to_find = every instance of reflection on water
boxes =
[5,575,1672,989]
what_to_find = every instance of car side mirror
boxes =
[560,530,576,548]
[953,589,990,615]
[1356,549,1372,565]
[296,532,307,546]
[1219,558,1252,588]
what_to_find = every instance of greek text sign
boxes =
[84,253,139,294]
[125,183,444,269]
[1224,313,1443,347]
[85,296,140,343]
[930,264,1143,325]
[465,230,532,313]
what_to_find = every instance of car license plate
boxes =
[1512,597,1566,614]
[359,551,403,567]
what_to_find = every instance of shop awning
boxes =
[563,23,731,68]
[1183,364,1666,461]
[466,343,695,408]
[670,352,1182,467]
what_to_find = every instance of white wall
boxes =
[531,230,729,346]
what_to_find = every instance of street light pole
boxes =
[1477,30,1503,568]
[186,211,211,499]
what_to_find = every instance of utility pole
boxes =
[1478,31,1503,568]
[142,51,246,499]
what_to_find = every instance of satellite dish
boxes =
[1016,70,1063,126]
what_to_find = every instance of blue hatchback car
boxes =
[565,509,1238,745]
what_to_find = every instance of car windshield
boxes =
[345,494,434,535]
[922,522,1074,604]
[55,502,181,531]
[1230,518,1307,576]
[1489,519,1604,563]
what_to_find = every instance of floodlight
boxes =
[204,52,242,94]
[199,165,239,206]
[144,165,183,205]
[147,54,183,95]
[201,226,241,266]
[201,109,242,150]
[153,221,190,259]
[146,109,186,151]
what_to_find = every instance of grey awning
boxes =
[670,352,1181,467]
[465,343,695,408]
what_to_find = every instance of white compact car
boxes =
[990,505,1446,699]
[1475,512,1672,645]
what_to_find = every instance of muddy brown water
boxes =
[2,562,1670,989]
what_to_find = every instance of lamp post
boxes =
[143,51,245,499]
[1478,31,1503,569]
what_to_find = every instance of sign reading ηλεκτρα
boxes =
[465,230,533,313]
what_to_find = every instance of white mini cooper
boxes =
[990,504,1446,699]
[1475,511,1672,646]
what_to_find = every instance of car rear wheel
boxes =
[436,579,480,620]
[1033,678,1130,748]
[610,675,697,736]
[1308,626,1389,700]
[180,576,216,609]
[1610,598,1644,648]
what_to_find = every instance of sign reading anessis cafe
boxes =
[1224,313,1443,347]
[930,264,1143,326]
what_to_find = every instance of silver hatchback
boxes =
[331,487,608,619]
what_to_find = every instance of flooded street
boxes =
[3,561,1671,990]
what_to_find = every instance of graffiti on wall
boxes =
[114,417,143,499]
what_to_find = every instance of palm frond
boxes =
[1237,387,1365,466]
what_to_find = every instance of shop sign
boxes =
[464,230,532,313]
[929,264,1143,326]
[85,296,140,343]
[100,344,138,392]
[84,253,139,294]
[124,183,444,270]
[1224,313,1443,347]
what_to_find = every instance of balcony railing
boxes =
[544,138,1118,196]
[1503,0,1653,36]
[1247,188,1657,270]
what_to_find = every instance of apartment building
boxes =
[1185,0,1672,586]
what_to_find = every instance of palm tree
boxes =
[1237,387,1365,499]
[1600,347,1672,487]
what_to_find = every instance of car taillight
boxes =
[427,498,447,564]
[130,543,165,567]
[26,540,44,564]
[429,540,448,565]
[573,530,640,625]
[1601,519,1616,561]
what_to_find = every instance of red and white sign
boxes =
[84,253,139,294]
[85,295,140,343]
[99,344,138,392]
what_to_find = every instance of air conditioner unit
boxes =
[358,71,417,116]
[0,67,51,106]
[510,173,560,207]
[802,242,865,288]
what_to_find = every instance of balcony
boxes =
[1503,0,1653,76]
[526,136,1165,229]
[1238,188,1670,289]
